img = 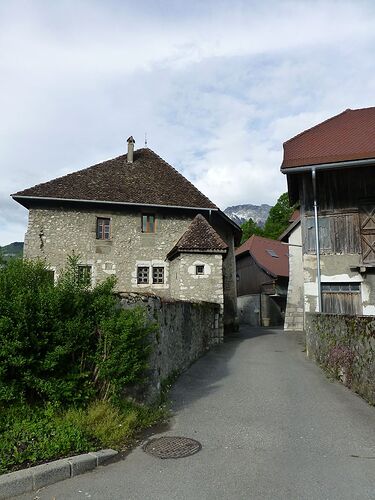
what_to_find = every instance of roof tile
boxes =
[235,235,289,277]
[282,107,375,169]
[13,148,217,210]
[168,214,228,258]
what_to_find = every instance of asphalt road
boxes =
[17,327,375,500]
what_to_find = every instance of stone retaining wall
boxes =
[119,292,222,401]
[305,312,375,404]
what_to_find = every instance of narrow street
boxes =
[18,327,375,500]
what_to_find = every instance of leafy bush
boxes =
[0,257,155,406]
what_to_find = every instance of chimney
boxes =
[127,136,135,163]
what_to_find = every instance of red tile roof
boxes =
[167,214,228,259]
[235,235,289,277]
[282,107,375,169]
[12,148,217,210]
[289,209,300,222]
[278,210,301,243]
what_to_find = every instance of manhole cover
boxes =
[143,436,202,459]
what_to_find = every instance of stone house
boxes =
[281,107,375,318]
[12,138,241,333]
[236,235,289,326]
[279,210,304,331]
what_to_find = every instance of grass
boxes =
[0,400,167,475]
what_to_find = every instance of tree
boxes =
[262,192,295,240]
[240,218,263,244]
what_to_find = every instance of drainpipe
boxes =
[311,168,322,312]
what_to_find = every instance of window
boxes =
[196,265,204,275]
[266,249,278,258]
[142,214,155,233]
[137,266,149,284]
[77,265,91,285]
[96,218,111,240]
[152,267,164,284]
[321,282,361,315]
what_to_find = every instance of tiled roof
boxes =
[167,214,228,259]
[235,235,289,277]
[278,210,301,243]
[289,209,300,222]
[12,148,217,210]
[282,107,375,169]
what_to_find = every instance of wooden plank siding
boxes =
[303,213,361,254]
[360,204,375,264]
[298,167,375,212]
[236,254,273,296]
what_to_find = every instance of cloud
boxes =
[1,0,375,244]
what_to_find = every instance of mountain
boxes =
[0,242,24,260]
[224,204,271,227]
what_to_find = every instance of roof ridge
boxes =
[12,153,127,196]
[143,148,218,209]
[168,214,227,258]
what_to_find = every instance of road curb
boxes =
[0,449,118,499]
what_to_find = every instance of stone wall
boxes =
[305,312,375,404]
[24,207,192,295]
[119,292,222,401]
[169,253,223,308]
[284,223,304,331]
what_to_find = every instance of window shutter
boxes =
[360,205,375,264]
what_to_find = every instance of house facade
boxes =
[12,138,241,333]
[236,235,289,326]
[281,107,375,318]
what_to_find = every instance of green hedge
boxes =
[0,257,155,406]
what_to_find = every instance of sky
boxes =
[1,0,375,245]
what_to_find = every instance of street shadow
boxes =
[170,325,281,412]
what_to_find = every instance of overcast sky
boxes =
[1,0,375,245]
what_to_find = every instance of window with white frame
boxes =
[77,265,92,285]
[152,267,164,284]
[137,266,149,284]
[196,265,204,275]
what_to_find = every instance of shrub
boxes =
[0,257,155,406]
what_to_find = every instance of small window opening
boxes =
[266,249,278,258]
[137,266,149,284]
[142,214,156,233]
[96,218,111,240]
[77,265,92,285]
[152,267,164,284]
[321,282,361,315]
[196,265,204,275]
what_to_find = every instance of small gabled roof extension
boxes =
[12,148,217,210]
[235,235,289,278]
[282,107,375,169]
[167,214,228,260]
[278,210,301,243]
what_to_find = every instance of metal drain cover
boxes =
[143,436,202,459]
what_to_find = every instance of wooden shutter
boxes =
[360,205,375,264]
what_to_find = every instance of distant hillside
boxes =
[224,204,271,227]
[0,242,24,260]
